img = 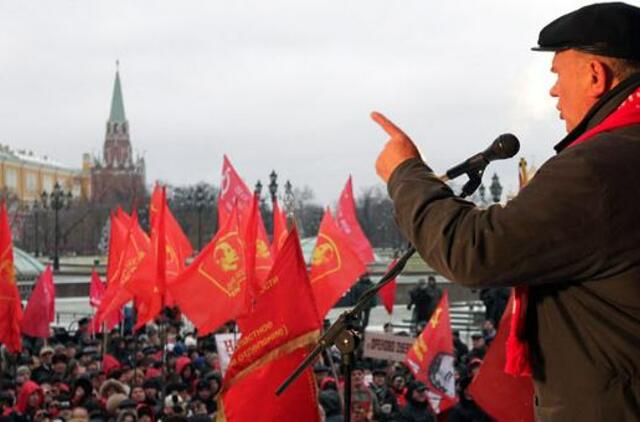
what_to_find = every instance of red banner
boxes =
[220,229,321,422]
[168,207,249,336]
[226,228,321,382]
[309,209,365,317]
[218,155,253,227]
[21,265,55,338]
[0,204,22,353]
[220,347,320,422]
[468,295,534,421]
[97,212,150,326]
[271,198,288,257]
[336,176,374,265]
[404,291,458,414]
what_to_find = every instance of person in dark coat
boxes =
[318,377,342,422]
[448,376,491,422]
[370,369,399,421]
[407,278,434,326]
[372,3,640,420]
[31,348,54,384]
[452,331,469,364]
[351,273,377,332]
[479,287,509,328]
[398,381,434,422]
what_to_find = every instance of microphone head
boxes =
[491,134,520,159]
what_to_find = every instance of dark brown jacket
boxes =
[387,75,640,421]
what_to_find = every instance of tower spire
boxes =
[109,62,126,123]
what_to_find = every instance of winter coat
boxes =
[387,74,640,421]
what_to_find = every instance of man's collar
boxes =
[554,73,640,153]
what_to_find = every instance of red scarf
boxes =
[505,86,640,377]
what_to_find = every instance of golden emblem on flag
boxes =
[256,239,270,259]
[0,247,14,284]
[312,243,335,266]
[165,244,181,278]
[198,231,246,298]
[310,234,341,284]
[214,242,240,272]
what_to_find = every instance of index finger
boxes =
[370,111,407,137]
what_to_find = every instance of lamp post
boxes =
[42,182,72,271]
[478,183,486,206]
[32,200,41,257]
[268,170,278,205]
[283,180,295,228]
[193,185,207,252]
[489,173,503,203]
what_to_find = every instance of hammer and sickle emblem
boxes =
[430,307,443,328]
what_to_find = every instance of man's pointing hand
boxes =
[371,111,421,183]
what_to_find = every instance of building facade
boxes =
[0,146,91,203]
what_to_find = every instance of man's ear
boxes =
[588,59,614,98]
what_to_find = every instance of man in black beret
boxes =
[372,2,640,421]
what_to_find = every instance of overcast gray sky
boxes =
[0,0,593,204]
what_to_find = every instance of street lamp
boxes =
[478,183,486,206]
[254,180,262,196]
[192,185,208,251]
[268,170,278,205]
[32,200,41,257]
[42,182,72,271]
[489,173,503,203]
[283,180,294,227]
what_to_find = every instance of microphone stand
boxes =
[276,167,484,422]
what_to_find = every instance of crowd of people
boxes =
[0,293,496,422]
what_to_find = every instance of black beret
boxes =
[533,2,640,61]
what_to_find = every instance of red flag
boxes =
[21,266,55,338]
[106,209,130,286]
[149,184,193,282]
[220,347,320,422]
[125,187,169,328]
[226,228,321,382]
[271,198,288,256]
[43,265,55,322]
[336,176,374,265]
[89,270,120,332]
[467,295,534,421]
[309,209,365,317]
[97,212,150,327]
[404,291,458,414]
[242,195,274,297]
[0,204,22,353]
[379,259,398,315]
[97,210,134,326]
[102,353,122,375]
[89,269,106,308]
[220,229,321,422]
[168,207,249,336]
[218,155,253,227]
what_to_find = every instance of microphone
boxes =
[442,134,520,181]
